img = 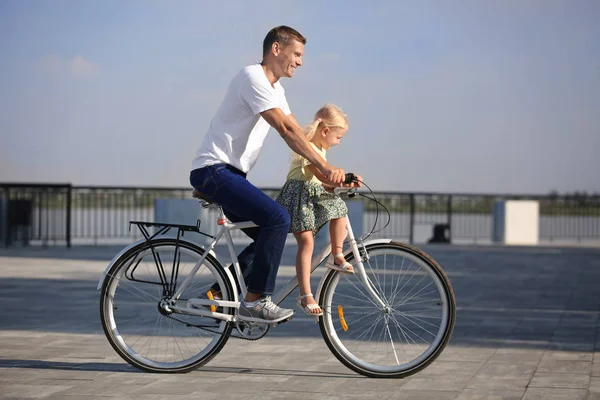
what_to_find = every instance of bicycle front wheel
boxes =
[100,238,235,373]
[319,241,455,378]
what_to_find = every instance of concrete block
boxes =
[493,200,539,245]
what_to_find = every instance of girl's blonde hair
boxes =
[290,104,348,163]
[304,104,348,142]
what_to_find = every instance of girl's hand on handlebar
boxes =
[350,174,363,188]
[341,173,362,188]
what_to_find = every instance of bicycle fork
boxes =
[343,215,387,310]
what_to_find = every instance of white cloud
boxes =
[38,54,99,79]
[70,55,98,78]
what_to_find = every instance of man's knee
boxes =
[267,204,290,229]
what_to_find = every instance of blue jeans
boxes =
[189,164,291,296]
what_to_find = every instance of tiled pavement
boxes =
[1,243,600,399]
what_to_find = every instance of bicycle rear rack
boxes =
[127,220,215,298]
[129,220,214,243]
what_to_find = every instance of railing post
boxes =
[409,194,415,244]
[447,195,452,244]
[66,185,72,248]
[3,186,8,247]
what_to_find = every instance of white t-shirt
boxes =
[191,63,291,173]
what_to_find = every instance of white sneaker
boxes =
[238,296,294,323]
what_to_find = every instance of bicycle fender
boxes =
[97,238,147,290]
[355,238,393,247]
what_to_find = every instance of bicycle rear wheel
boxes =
[319,241,455,378]
[100,238,234,373]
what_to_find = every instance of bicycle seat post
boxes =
[216,205,229,226]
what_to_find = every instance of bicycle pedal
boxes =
[277,316,294,326]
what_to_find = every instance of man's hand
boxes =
[320,164,345,185]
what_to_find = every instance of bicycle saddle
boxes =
[192,189,214,205]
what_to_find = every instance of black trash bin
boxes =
[5,199,33,246]
[427,223,450,244]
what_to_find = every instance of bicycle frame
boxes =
[97,189,387,323]
[169,211,335,319]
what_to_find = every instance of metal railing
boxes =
[0,183,72,246]
[1,183,599,247]
[69,186,190,244]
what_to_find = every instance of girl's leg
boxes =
[293,231,321,313]
[329,217,353,272]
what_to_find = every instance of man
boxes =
[189,26,345,323]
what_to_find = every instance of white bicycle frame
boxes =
[97,188,389,323]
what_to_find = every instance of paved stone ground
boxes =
[1,243,600,399]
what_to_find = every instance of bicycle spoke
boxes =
[390,315,410,364]
[390,314,421,359]
[396,290,441,307]
[342,275,383,309]
[398,279,433,307]
[329,291,378,307]
[394,312,439,339]
[335,309,381,336]
[384,319,400,365]
[391,267,423,306]
[363,257,387,301]
[389,313,432,348]
[108,275,159,303]
[390,257,409,304]
[397,310,442,325]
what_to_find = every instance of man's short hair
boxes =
[263,26,306,57]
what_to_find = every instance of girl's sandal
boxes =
[296,293,323,316]
[325,253,355,274]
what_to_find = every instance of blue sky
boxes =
[1,0,599,194]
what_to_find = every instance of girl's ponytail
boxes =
[291,118,321,162]
[304,118,322,141]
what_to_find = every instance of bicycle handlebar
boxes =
[334,186,357,198]
[334,173,358,198]
[344,173,357,184]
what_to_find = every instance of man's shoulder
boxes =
[237,63,262,80]
[228,64,263,90]
[234,64,286,90]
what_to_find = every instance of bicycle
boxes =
[98,175,456,378]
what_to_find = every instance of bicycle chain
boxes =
[165,313,267,341]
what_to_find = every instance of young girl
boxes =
[276,104,361,316]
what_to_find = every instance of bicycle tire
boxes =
[318,241,455,378]
[100,238,235,373]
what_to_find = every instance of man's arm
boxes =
[260,108,345,184]
[287,113,301,129]
[305,165,363,189]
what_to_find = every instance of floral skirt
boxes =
[276,180,347,235]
